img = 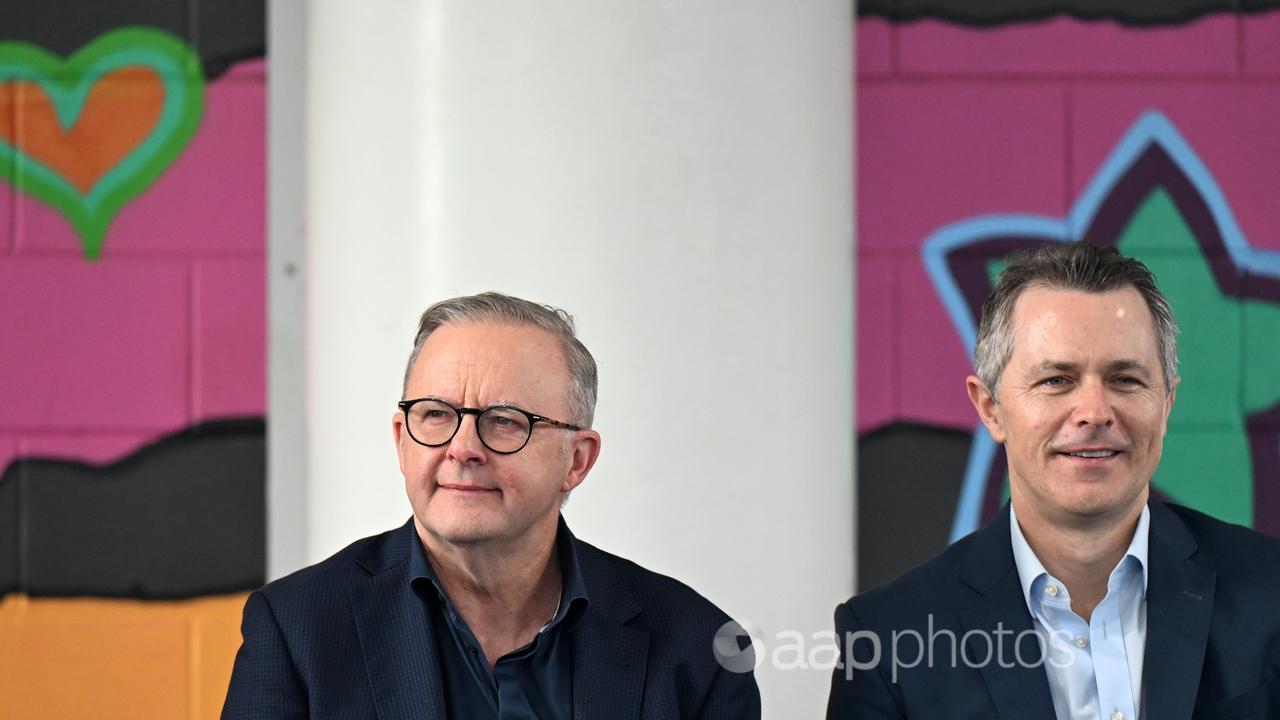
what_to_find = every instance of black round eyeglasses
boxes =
[397,397,583,454]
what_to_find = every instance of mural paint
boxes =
[856,8,1280,590]
[925,111,1280,541]
[859,0,1280,25]
[0,2,265,716]
[0,420,265,598]
[0,28,205,259]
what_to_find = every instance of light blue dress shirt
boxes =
[1010,504,1149,720]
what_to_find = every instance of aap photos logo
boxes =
[712,621,846,674]
[712,616,1089,680]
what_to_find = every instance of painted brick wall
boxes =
[0,57,265,475]
[856,12,1280,588]
[0,593,249,720]
[0,24,265,719]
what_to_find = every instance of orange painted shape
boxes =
[0,83,14,152]
[0,66,165,194]
[0,592,249,720]
[193,612,246,720]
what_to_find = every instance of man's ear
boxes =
[1161,375,1179,436]
[561,430,601,494]
[392,411,409,476]
[966,375,1006,444]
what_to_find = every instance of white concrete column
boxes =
[300,0,436,551]
[276,1,854,714]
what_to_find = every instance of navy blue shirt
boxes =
[408,517,590,720]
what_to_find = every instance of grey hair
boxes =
[973,242,1179,398]
[402,292,598,427]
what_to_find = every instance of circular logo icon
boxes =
[712,620,761,674]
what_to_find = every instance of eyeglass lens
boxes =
[406,399,532,452]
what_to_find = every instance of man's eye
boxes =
[1114,376,1141,386]
[1040,376,1068,387]
[422,409,451,420]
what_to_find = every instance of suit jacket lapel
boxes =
[351,521,448,720]
[571,539,650,720]
[572,611,651,720]
[959,504,1057,720]
[1141,501,1215,720]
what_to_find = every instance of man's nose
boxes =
[446,414,487,463]
[1074,378,1115,428]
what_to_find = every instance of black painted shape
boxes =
[858,0,1278,27]
[857,422,972,592]
[0,418,265,599]
[193,0,267,79]
[0,0,264,81]
[0,467,16,594]
[1247,405,1280,539]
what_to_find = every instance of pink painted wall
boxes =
[0,58,265,474]
[856,12,1280,433]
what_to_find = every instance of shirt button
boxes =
[1074,636,1088,648]
[1045,584,1060,597]
[1111,712,1124,720]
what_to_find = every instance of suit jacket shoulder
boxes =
[574,538,740,632]
[221,522,424,719]
[842,518,1000,630]
[249,522,406,638]
[225,520,761,720]
[1161,502,1280,582]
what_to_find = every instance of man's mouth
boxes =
[438,484,499,494]
[1065,450,1119,458]
[1056,447,1124,461]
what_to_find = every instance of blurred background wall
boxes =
[1,0,1279,718]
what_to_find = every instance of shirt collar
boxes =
[408,514,591,633]
[1009,502,1150,612]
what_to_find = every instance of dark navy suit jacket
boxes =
[827,501,1280,720]
[222,519,760,720]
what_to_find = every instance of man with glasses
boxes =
[223,292,760,719]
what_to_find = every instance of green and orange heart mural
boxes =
[0,27,204,259]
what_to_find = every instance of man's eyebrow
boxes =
[1026,361,1080,376]
[487,399,526,409]
[417,395,467,407]
[426,396,530,410]
[1104,360,1154,376]
[1024,360,1154,375]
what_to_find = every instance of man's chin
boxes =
[1053,488,1146,524]
[425,518,504,546]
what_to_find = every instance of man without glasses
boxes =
[223,292,760,719]
[827,242,1280,719]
